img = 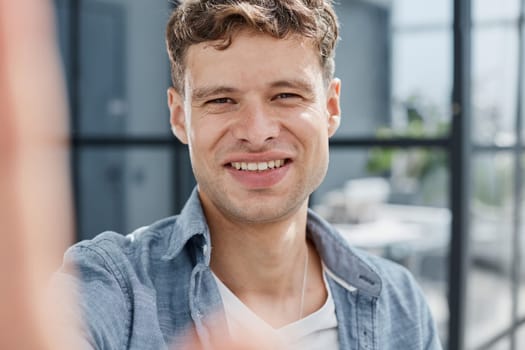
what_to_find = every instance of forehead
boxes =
[184,31,324,90]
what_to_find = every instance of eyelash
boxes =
[274,93,300,100]
[204,93,301,106]
[207,97,234,104]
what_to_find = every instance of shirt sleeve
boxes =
[408,271,443,350]
[52,244,132,350]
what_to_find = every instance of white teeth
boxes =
[230,159,286,171]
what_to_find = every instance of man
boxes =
[56,0,443,349]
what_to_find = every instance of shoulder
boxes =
[58,215,188,304]
[55,216,188,348]
[65,216,177,269]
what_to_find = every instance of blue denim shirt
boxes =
[57,189,442,349]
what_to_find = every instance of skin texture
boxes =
[168,30,341,329]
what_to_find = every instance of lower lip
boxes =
[226,162,290,189]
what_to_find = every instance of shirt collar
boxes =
[307,209,381,298]
[162,187,211,263]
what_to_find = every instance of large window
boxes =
[465,0,525,348]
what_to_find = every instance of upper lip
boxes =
[222,151,294,165]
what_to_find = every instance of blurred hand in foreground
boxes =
[0,0,76,349]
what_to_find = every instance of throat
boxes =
[211,241,322,327]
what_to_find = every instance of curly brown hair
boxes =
[166,0,339,94]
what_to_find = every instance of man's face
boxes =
[168,30,341,225]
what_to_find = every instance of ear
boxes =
[167,87,188,144]
[326,78,341,137]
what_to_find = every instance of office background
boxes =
[53,0,525,349]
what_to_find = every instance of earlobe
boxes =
[167,87,188,144]
[328,115,341,136]
[326,78,341,137]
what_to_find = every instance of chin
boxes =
[227,199,306,224]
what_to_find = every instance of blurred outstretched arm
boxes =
[0,0,76,348]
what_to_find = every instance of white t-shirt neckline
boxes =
[212,267,339,349]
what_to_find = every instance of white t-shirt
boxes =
[212,271,339,350]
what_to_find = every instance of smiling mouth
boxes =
[229,159,289,171]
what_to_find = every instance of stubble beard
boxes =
[195,161,328,226]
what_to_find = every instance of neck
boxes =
[205,200,326,327]
[208,201,309,295]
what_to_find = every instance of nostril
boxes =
[231,114,280,145]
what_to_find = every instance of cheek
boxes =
[188,120,213,147]
[286,109,329,142]
[187,120,229,159]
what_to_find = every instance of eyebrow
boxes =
[269,79,316,94]
[191,79,317,101]
[192,86,238,101]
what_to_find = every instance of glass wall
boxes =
[464,0,525,348]
[391,0,452,139]
[466,153,514,348]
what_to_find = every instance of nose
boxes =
[231,101,280,148]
